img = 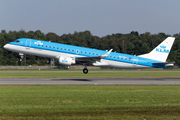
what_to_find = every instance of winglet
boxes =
[100,49,113,58]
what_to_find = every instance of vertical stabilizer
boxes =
[138,37,175,62]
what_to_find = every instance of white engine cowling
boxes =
[58,56,75,66]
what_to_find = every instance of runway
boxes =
[0,78,180,85]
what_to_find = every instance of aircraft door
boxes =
[25,40,31,49]
[133,56,138,67]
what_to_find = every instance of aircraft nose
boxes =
[3,44,9,49]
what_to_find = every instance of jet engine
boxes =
[58,56,75,66]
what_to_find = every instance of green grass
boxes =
[0,85,180,119]
[0,69,180,78]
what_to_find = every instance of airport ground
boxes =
[0,68,180,79]
[0,69,180,119]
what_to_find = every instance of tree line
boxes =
[0,30,180,66]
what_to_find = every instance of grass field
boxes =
[0,69,179,119]
[0,69,180,78]
[0,85,180,120]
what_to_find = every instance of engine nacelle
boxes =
[58,56,75,66]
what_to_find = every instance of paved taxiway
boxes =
[0,78,179,85]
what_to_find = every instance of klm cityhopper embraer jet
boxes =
[3,37,175,74]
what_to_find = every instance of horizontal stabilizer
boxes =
[152,62,175,67]
[152,62,175,65]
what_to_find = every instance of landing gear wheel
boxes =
[83,68,88,74]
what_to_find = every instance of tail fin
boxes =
[138,37,175,62]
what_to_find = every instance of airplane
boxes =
[3,37,175,74]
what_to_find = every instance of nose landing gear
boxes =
[19,53,24,61]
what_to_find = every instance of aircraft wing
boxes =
[75,56,100,65]
[75,49,113,65]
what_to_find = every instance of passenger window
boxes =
[49,46,51,48]
[68,49,70,51]
[57,47,59,49]
[42,45,44,47]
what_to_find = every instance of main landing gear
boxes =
[83,68,88,74]
[83,64,88,74]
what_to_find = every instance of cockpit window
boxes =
[14,40,20,43]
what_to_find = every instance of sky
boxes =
[0,0,180,37]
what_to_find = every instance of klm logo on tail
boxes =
[156,45,169,53]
